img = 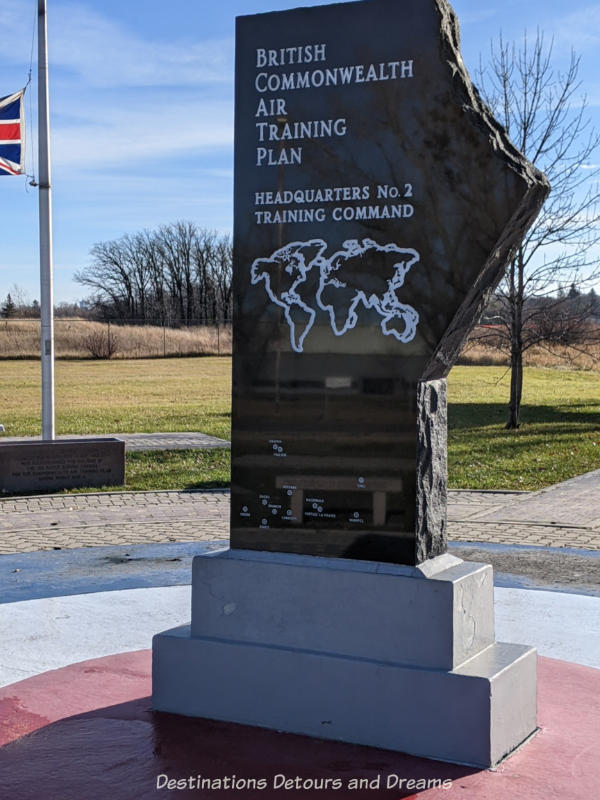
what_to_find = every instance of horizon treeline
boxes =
[73,222,232,325]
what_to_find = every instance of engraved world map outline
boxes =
[250,238,420,352]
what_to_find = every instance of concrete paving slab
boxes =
[470,469,600,529]
[0,490,230,554]
[449,520,600,549]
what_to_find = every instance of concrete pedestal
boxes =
[152,548,537,768]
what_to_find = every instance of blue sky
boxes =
[1,0,599,303]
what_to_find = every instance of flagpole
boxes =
[38,0,55,440]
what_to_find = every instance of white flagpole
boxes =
[38,0,55,440]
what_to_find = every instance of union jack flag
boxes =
[0,90,25,176]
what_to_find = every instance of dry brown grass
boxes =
[459,342,600,370]
[0,318,232,359]
[2,318,597,369]
[459,328,600,371]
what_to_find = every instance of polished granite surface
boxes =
[230,0,548,564]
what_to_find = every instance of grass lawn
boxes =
[448,366,600,490]
[1,358,598,493]
[0,357,231,440]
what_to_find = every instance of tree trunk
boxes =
[507,345,523,428]
[506,246,525,429]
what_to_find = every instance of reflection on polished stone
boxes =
[231,0,549,564]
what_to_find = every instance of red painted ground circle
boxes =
[0,652,598,799]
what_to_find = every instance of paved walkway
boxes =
[0,470,598,555]
[0,490,230,554]
[0,432,230,451]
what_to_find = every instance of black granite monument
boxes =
[231,0,548,565]
[153,0,546,765]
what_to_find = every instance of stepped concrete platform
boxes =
[0,651,597,799]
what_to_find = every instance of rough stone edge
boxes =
[422,0,551,381]
[415,379,448,563]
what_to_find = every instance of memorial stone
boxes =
[0,439,125,493]
[153,0,548,767]
[230,0,548,565]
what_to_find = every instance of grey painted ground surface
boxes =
[0,541,223,604]
[1,539,598,604]
[449,543,600,596]
[0,578,598,688]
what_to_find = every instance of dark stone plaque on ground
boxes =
[230,0,548,564]
[0,439,125,493]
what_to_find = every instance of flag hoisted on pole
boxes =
[38,0,56,440]
[0,90,26,176]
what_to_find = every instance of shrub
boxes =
[83,329,120,359]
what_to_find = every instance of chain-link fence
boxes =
[0,317,233,359]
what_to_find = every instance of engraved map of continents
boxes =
[250,238,420,353]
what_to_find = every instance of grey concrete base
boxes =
[152,548,537,767]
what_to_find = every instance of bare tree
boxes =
[74,222,233,325]
[157,222,197,324]
[475,32,600,428]
[212,235,233,322]
[192,228,217,320]
[75,239,136,318]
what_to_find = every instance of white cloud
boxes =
[0,0,236,170]
[49,99,233,169]
[0,0,233,88]
[49,3,233,88]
